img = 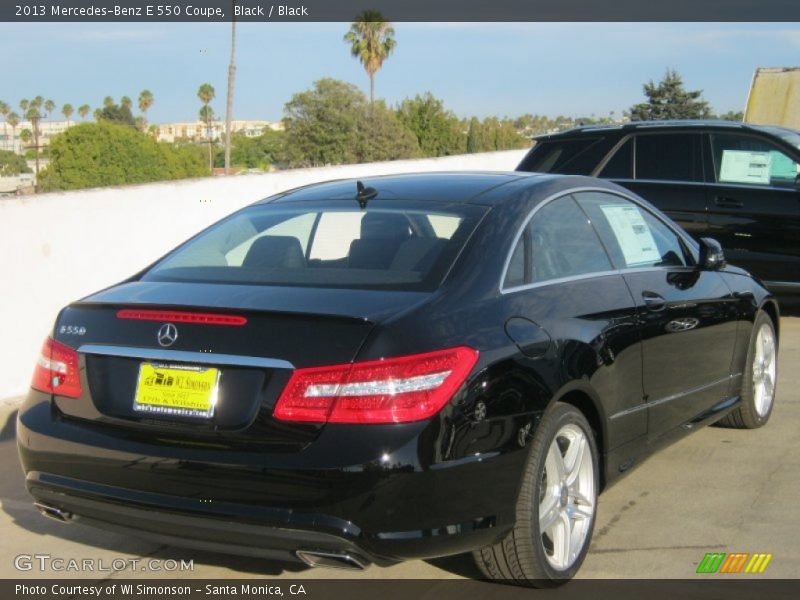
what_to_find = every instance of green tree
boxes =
[20,128,32,146]
[93,108,102,121]
[38,121,208,191]
[0,149,31,176]
[197,83,216,171]
[120,96,133,111]
[0,100,8,151]
[716,110,744,122]
[283,78,365,167]
[356,101,420,163]
[629,69,711,121]
[103,96,114,108]
[214,129,286,170]
[6,112,19,153]
[397,93,464,157]
[62,103,74,125]
[78,104,90,120]
[344,11,396,104]
[98,102,137,128]
[138,89,154,128]
[466,117,482,153]
[44,99,56,117]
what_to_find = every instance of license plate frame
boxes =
[133,363,220,419]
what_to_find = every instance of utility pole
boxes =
[224,1,237,175]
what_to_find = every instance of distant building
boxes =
[1,119,81,154]
[155,119,283,143]
[745,67,800,128]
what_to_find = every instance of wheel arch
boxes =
[759,299,780,344]
[550,382,608,491]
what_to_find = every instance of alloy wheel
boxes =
[752,323,777,417]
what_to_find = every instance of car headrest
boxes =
[242,236,306,269]
[360,212,411,240]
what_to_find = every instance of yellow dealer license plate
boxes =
[133,363,220,419]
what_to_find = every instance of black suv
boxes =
[516,120,800,297]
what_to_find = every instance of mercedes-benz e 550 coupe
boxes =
[18,172,779,584]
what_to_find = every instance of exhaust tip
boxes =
[296,550,368,571]
[34,502,72,523]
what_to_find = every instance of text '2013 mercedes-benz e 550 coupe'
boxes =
[18,172,779,585]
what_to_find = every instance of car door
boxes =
[596,132,710,238]
[574,191,739,438]
[704,131,800,289]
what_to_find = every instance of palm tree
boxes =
[138,89,154,126]
[62,103,74,126]
[24,106,43,183]
[44,99,56,117]
[197,83,216,171]
[78,104,90,120]
[7,112,19,153]
[0,100,8,151]
[103,96,114,108]
[20,128,32,146]
[224,7,237,175]
[344,11,396,104]
[120,96,133,111]
[19,99,29,113]
[93,108,102,121]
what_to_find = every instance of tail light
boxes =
[31,338,82,398]
[274,346,479,424]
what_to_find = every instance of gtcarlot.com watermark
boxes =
[14,554,194,573]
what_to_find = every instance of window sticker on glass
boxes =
[769,150,799,181]
[600,205,661,267]
[719,150,771,185]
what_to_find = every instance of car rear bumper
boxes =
[17,392,523,565]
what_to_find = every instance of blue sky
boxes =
[1,22,798,123]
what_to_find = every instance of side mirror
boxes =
[699,237,726,271]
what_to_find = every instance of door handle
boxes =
[642,291,667,311]
[714,196,744,209]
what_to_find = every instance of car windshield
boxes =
[142,200,487,292]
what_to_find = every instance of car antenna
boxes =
[356,181,378,210]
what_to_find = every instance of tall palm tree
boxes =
[120,96,133,111]
[0,101,8,151]
[103,96,114,108]
[19,99,29,113]
[62,103,74,126]
[197,83,216,171]
[224,7,237,175]
[7,112,19,153]
[344,11,396,104]
[138,89,154,126]
[78,104,90,120]
[24,105,43,184]
[44,99,56,117]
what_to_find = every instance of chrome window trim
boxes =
[498,186,701,295]
[78,344,294,370]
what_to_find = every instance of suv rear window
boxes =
[143,201,486,292]
[518,138,609,175]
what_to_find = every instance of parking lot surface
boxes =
[0,317,797,580]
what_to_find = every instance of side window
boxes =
[519,138,607,175]
[599,138,633,178]
[635,133,701,182]
[503,196,612,288]
[575,192,692,269]
[710,133,800,188]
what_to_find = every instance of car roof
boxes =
[533,119,800,140]
[260,171,560,206]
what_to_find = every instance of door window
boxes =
[503,196,612,288]
[634,133,702,182]
[575,192,694,269]
[599,138,633,178]
[710,133,800,188]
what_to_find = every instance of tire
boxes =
[473,402,599,586]
[717,311,777,429]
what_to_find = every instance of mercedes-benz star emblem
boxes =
[157,323,178,347]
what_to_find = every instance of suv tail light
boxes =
[31,338,82,398]
[274,346,479,424]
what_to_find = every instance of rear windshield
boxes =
[142,200,487,291]
[519,137,609,175]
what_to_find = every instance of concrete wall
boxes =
[0,149,528,400]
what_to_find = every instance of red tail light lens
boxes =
[116,309,247,326]
[274,346,479,424]
[31,338,82,398]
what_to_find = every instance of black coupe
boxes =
[18,172,779,584]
